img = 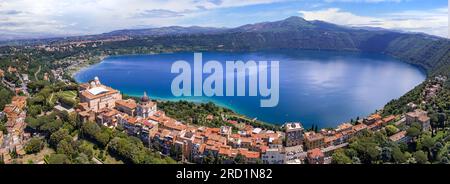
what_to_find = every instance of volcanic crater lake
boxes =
[75,50,426,128]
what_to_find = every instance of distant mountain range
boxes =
[103,26,228,37]
[1,16,449,78]
[0,31,66,41]
[101,17,398,36]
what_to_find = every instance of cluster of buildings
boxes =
[263,114,397,164]
[0,96,30,163]
[0,67,17,91]
[75,77,280,163]
[423,76,447,102]
[0,66,30,95]
[50,68,66,82]
[385,77,446,145]
[74,76,442,164]
[36,36,130,53]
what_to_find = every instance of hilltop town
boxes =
[2,71,447,164]
[0,21,449,164]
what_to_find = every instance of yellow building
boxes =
[304,131,324,150]
[79,77,122,112]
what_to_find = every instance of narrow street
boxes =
[34,65,41,81]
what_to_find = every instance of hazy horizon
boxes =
[0,0,448,40]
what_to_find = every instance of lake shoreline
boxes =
[71,54,277,127]
[72,49,426,128]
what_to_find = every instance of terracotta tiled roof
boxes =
[259,145,269,153]
[161,118,186,131]
[418,115,430,122]
[383,115,396,123]
[304,131,324,141]
[307,148,324,158]
[336,123,353,131]
[11,96,27,109]
[116,99,137,109]
[389,131,407,142]
[352,124,367,132]
[369,114,382,120]
[324,135,339,143]
[238,148,260,159]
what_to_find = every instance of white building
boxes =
[136,92,157,118]
[262,144,286,164]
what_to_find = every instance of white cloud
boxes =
[0,0,288,35]
[0,0,448,38]
[299,7,449,37]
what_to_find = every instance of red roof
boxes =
[383,115,396,123]
[307,148,324,158]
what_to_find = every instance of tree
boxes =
[440,157,449,164]
[385,125,399,136]
[25,117,43,131]
[107,136,175,164]
[27,105,42,118]
[24,138,44,154]
[59,97,76,108]
[94,131,111,148]
[349,136,380,164]
[49,129,71,148]
[351,157,361,164]
[406,127,421,137]
[56,110,70,122]
[392,147,407,163]
[411,122,422,130]
[431,142,443,161]
[10,147,18,159]
[81,121,101,139]
[57,140,76,158]
[78,142,94,160]
[430,113,439,129]
[41,119,63,134]
[170,144,182,161]
[74,153,91,164]
[380,147,392,162]
[47,154,71,164]
[413,151,428,164]
[234,154,245,164]
[419,135,435,153]
[331,150,352,164]
[344,148,358,159]
[0,114,7,124]
[437,113,446,128]
[0,87,13,110]
[0,124,5,135]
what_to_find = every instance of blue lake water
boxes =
[74,50,426,128]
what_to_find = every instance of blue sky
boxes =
[0,0,448,38]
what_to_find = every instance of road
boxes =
[92,157,103,164]
[15,73,29,96]
[34,65,41,81]
[1,78,16,91]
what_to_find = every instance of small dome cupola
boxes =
[94,76,101,85]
